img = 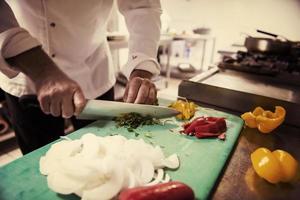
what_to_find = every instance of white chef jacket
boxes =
[0,0,161,99]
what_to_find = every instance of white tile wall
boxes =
[160,0,300,50]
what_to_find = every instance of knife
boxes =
[18,95,180,119]
[77,99,180,119]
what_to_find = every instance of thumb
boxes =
[73,89,86,116]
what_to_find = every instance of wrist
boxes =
[129,69,153,80]
[6,46,67,84]
[33,65,66,86]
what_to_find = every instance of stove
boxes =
[218,48,300,86]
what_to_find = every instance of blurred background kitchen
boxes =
[1,0,300,166]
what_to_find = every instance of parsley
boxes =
[145,132,153,138]
[114,113,160,132]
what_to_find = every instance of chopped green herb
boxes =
[114,112,160,132]
[127,128,134,132]
[145,132,153,138]
[134,131,140,137]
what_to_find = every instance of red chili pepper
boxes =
[118,181,195,200]
[183,122,192,130]
[195,132,221,138]
[205,117,226,130]
[183,117,206,134]
[194,123,219,133]
[215,118,227,132]
[205,117,220,121]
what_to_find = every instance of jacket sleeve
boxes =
[117,0,162,79]
[0,0,41,78]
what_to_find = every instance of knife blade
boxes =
[77,99,180,119]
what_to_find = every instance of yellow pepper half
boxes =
[241,106,286,133]
[169,100,197,120]
[251,148,298,184]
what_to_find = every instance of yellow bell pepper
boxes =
[169,100,197,120]
[251,148,298,184]
[272,150,299,182]
[241,106,286,133]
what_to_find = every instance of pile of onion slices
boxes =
[39,133,180,200]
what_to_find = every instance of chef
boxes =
[0,0,161,154]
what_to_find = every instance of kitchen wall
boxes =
[161,0,300,50]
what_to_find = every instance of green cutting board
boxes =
[0,104,243,200]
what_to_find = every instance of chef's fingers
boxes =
[73,89,86,116]
[146,86,157,105]
[125,77,143,103]
[134,80,152,104]
[49,97,62,117]
[123,84,129,102]
[38,94,51,114]
[62,94,74,118]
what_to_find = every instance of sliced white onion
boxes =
[60,157,104,182]
[151,146,165,168]
[45,140,82,159]
[161,173,171,183]
[40,140,82,175]
[123,169,137,189]
[138,159,155,185]
[163,154,180,169]
[75,190,83,198]
[79,133,101,158]
[40,133,180,200]
[81,158,124,200]
[146,169,164,186]
[40,156,61,175]
[47,171,85,195]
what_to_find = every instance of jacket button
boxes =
[50,22,56,27]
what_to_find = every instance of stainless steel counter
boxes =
[179,68,300,127]
[202,71,299,103]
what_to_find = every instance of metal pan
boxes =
[244,30,292,54]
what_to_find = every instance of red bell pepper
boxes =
[181,116,227,140]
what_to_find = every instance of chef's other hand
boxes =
[35,70,86,118]
[123,69,157,105]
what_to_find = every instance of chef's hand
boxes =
[123,69,157,105]
[6,47,87,118]
[35,70,86,118]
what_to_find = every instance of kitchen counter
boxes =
[213,123,300,200]
[179,69,300,200]
[0,69,299,199]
